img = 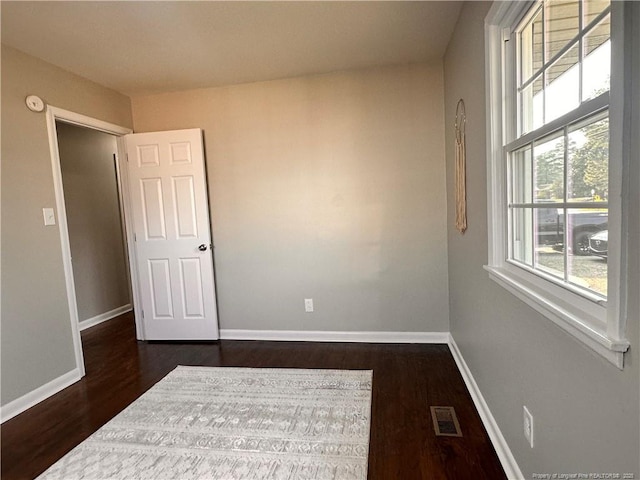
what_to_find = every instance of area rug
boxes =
[37,366,373,479]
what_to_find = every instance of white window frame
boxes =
[484,0,631,368]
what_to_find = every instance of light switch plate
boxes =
[43,208,56,226]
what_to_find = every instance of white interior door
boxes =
[125,129,218,340]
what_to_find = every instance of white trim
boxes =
[78,304,132,332]
[0,368,81,424]
[46,109,85,378]
[505,93,610,152]
[485,265,627,368]
[220,329,449,344]
[484,1,630,369]
[448,336,525,480]
[485,17,509,268]
[113,148,134,318]
[48,107,131,137]
[605,1,629,345]
[45,106,134,379]
[115,136,146,341]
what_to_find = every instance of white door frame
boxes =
[46,106,137,377]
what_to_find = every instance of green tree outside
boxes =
[534,116,608,201]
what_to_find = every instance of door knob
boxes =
[198,244,208,251]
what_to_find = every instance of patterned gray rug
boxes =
[37,366,373,479]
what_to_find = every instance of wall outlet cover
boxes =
[304,298,314,312]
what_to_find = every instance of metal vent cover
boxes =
[430,406,462,437]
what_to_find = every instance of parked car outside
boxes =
[588,230,608,258]
[536,207,608,255]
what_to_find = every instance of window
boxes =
[485,0,630,367]
[510,0,610,299]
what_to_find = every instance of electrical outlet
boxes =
[523,406,534,448]
[304,298,314,313]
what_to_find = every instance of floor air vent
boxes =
[430,406,462,437]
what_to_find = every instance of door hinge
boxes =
[141,309,144,319]
[126,153,129,163]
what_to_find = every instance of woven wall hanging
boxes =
[454,99,467,234]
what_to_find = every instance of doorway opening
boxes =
[46,107,134,376]
[56,121,133,332]
[48,108,220,377]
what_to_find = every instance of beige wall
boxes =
[132,63,449,333]
[1,45,133,406]
[56,122,130,322]
[444,2,639,475]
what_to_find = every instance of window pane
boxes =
[568,114,609,201]
[521,76,544,134]
[566,208,608,296]
[534,206,563,249]
[583,0,609,27]
[534,132,565,202]
[545,0,579,63]
[546,43,580,122]
[511,146,532,204]
[565,208,608,254]
[512,207,533,266]
[534,207,564,279]
[520,7,544,83]
[582,16,610,101]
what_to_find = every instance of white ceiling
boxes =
[1,1,462,96]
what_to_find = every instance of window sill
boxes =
[484,265,629,368]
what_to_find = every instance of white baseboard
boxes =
[447,335,524,480]
[79,304,132,331]
[219,329,450,343]
[1,368,82,424]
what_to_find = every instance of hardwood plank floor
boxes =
[1,313,506,479]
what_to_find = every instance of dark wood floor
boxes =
[1,313,506,479]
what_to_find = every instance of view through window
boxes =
[508,0,610,298]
